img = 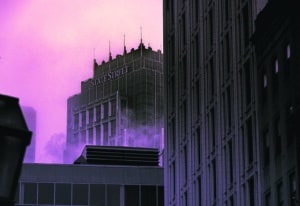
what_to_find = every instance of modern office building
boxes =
[16,146,164,206]
[21,106,37,163]
[65,41,164,163]
[253,0,300,205]
[163,0,270,205]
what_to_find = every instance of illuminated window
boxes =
[263,75,268,88]
[287,44,291,59]
[275,59,279,73]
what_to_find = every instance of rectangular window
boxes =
[248,178,255,206]
[209,58,215,99]
[96,105,101,122]
[107,185,120,206]
[286,44,291,59]
[274,118,281,155]
[265,192,271,206]
[23,183,37,204]
[208,8,214,49]
[125,185,140,206]
[81,110,86,127]
[228,139,234,183]
[38,183,54,205]
[74,113,79,130]
[277,182,284,206]
[242,3,250,48]
[89,108,93,124]
[246,118,254,164]
[55,183,71,205]
[141,186,156,206]
[244,60,251,105]
[289,172,296,206]
[72,184,88,205]
[89,184,105,205]
[263,129,270,166]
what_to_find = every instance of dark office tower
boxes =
[21,106,37,163]
[253,0,300,205]
[163,0,264,205]
[64,42,164,163]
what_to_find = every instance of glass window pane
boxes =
[38,183,54,204]
[107,185,120,206]
[23,183,37,204]
[90,184,105,205]
[72,184,88,205]
[55,183,71,205]
[141,186,156,206]
[125,185,139,206]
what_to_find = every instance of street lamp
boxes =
[0,94,32,205]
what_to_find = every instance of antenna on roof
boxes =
[123,33,127,54]
[109,40,112,61]
[140,26,143,44]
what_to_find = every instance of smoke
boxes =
[41,133,66,163]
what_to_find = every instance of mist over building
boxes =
[163,0,299,205]
[21,106,37,163]
[64,41,164,163]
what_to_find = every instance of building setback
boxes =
[253,0,300,205]
[163,0,270,205]
[16,163,163,206]
[65,42,164,163]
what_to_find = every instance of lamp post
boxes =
[0,94,32,205]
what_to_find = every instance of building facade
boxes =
[21,106,37,163]
[253,0,300,205]
[163,0,269,205]
[16,163,163,206]
[65,42,164,163]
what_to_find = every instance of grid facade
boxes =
[65,43,164,163]
[254,0,300,205]
[163,0,265,205]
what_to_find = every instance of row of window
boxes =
[73,100,118,130]
[17,183,163,206]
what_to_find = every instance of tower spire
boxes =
[123,33,127,54]
[109,40,112,61]
[140,26,143,44]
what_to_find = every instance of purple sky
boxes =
[0,0,162,163]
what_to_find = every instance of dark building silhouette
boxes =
[65,42,164,163]
[253,0,300,205]
[21,106,37,163]
[163,0,274,205]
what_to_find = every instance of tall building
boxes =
[253,0,300,205]
[65,41,164,163]
[163,0,271,205]
[21,106,37,163]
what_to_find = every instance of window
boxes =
[23,183,37,204]
[74,113,79,130]
[38,183,54,205]
[107,185,120,206]
[81,110,86,127]
[141,186,156,206]
[242,3,250,48]
[244,60,251,105]
[246,118,254,164]
[263,129,270,166]
[263,74,268,88]
[72,184,88,205]
[277,181,284,206]
[289,173,296,206]
[248,178,255,206]
[88,108,93,124]
[274,59,279,74]
[125,185,139,206]
[274,118,281,155]
[55,183,71,205]
[89,184,105,205]
[265,192,271,206]
[286,44,291,59]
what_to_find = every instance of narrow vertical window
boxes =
[287,44,291,59]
